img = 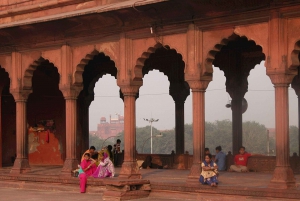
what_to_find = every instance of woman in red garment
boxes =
[79,153,97,193]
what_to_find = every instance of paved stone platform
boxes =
[0,166,299,200]
[0,187,295,201]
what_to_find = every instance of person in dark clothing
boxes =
[113,139,121,166]
[140,155,168,169]
[205,148,210,155]
[107,145,114,162]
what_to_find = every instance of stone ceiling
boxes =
[0,0,297,52]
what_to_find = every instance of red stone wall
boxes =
[28,130,64,165]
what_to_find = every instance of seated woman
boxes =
[140,155,168,169]
[79,153,97,193]
[93,152,115,178]
[199,153,218,187]
[81,146,98,162]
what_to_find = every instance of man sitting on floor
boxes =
[229,146,260,172]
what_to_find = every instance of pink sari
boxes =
[93,152,115,178]
[79,159,96,193]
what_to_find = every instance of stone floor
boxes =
[0,187,296,201]
[0,166,299,200]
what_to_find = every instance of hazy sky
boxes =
[89,61,298,131]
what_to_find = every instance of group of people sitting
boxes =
[79,144,258,191]
[78,146,115,193]
[199,146,260,187]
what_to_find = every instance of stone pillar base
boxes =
[118,161,142,179]
[269,167,296,189]
[61,159,79,177]
[177,154,188,170]
[10,158,31,174]
[103,179,150,201]
[186,163,201,184]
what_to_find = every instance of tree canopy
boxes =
[89,120,298,156]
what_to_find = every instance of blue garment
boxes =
[199,175,218,185]
[78,166,84,177]
[215,151,226,171]
[199,160,218,185]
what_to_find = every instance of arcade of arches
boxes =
[0,0,300,189]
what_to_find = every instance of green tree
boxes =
[204,120,232,154]
[92,120,281,156]
[89,134,105,150]
[290,125,299,155]
[242,121,269,154]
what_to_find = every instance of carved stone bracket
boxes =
[10,89,32,102]
[268,71,297,87]
[59,85,81,100]
[169,82,190,102]
[224,71,249,100]
[186,79,211,92]
[119,85,140,97]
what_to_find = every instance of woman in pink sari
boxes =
[93,152,115,178]
[79,153,97,193]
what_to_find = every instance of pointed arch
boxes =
[23,57,45,90]
[74,50,99,86]
[74,50,117,87]
[133,43,185,82]
[204,33,265,74]
[23,57,60,90]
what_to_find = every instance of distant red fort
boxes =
[96,115,124,139]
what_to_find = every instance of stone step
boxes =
[0,180,105,194]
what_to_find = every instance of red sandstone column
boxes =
[10,90,31,174]
[61,87,79,176]
[119,86,141,179]
[186,80,209,182]
[269,74,296,188]
[0,85,3,168]
[298,97,300,156]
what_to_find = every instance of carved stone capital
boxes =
[186,80,211,92]
[119,85,140,96]
[59,85,81,100]
[10,89,32,102]
[267,72,296,87]
[226,86,247,100]
[169,82,190,102]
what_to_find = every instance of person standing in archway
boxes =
[113,139,121,166]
